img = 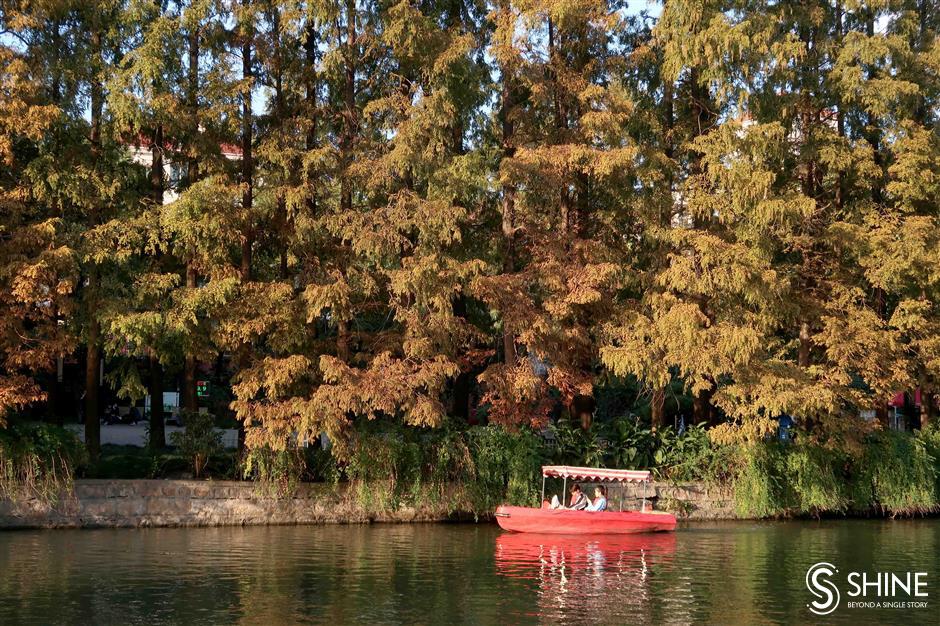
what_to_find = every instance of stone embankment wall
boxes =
[0,479,735,529]
[635,481,736,520]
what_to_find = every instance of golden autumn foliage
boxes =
[1,0,940,459]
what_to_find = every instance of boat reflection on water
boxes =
[495,532,677,622]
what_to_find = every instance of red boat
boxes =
[495,465,677,535]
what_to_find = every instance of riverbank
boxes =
[0,479,736,529]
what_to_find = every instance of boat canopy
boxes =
[541,465,651,483]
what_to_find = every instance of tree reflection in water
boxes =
[495,532,677,622]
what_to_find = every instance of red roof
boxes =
[122,132,242,157]
[218,142,242,157]
[542,466,651,483]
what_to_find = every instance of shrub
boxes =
[169,411,223,479]
[732,444,787,518]
[784,444,848,515]
[242,446,308,498]
[548,419,608,466]
[729,431,939,518]
[604,416,655,469]
[465,425,542,509]
[654,424,733,482]
[916,423,940,501]
[547,417,732,482]
[0,422,86,503]
[342,421,544,514]
[849,430,937,515]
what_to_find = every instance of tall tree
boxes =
[0,2,76,424]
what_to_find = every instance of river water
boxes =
[0,520,937,624]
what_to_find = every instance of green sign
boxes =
[197,380,210,398]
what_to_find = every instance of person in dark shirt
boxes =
[567,483,590,510]
[549,483,592,510]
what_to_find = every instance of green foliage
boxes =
[547,418,730,482]
[4,0,940,525]
[605,417,656,468]
[732,432,939,518]
[0,422,86,503]
[655,425,735,482]
[344,422,543,515]
[919,423,940,498]
[548,420,610,467]
[464,426,543,509]
[784,445,849,514]
[168,411,223,479]
[849,431,938,515]
[242,447,308,499]
[733,444,787,518]
[89,444,237,480]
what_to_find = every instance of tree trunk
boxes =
[500,190,516,367]
[798,320,811,368]
[451,294,471,420]
[877,403,889,428]
[547,16,572,236]
[182,262,198,413]
[84,26,103,461]
[498,2,517,368]
[340,0,355,218]
[84,313,101,461]
[148,353,165,450]
[834,0,846,209]
[183,358,198,413]
[864,12,885,208]
[50,356,62,426]
[571,394,595,430]
[240,0,254,283]
[304,16,318,215]
[182,25,200,415]
[187,25,199,180]
[334,0,356,362]
[693,386,714,425]
[651,386,665,431]
[236,0,254,450]
[151,124,163,202]
[149,113,165,447]
[920,390,934,429]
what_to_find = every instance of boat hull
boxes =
[494,505,676,534]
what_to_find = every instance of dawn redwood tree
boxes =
[103,0,242,449]
[305,0,492,436]
[8,0,144,457]
[712,0,923,442]
[230,0,494,456]
[616,0,924,445]
[473,0,640,429]
[226,0,322,453]
[6,0,940,468]
[0,3,76,424]
[159,0,250,423]
[226,0,370,454]
[830,0,940,430]
[104,0,190,449]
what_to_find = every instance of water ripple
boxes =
[0,520,937,624]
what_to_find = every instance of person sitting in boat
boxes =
[586,485,607,511]
[550,483,591,510]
